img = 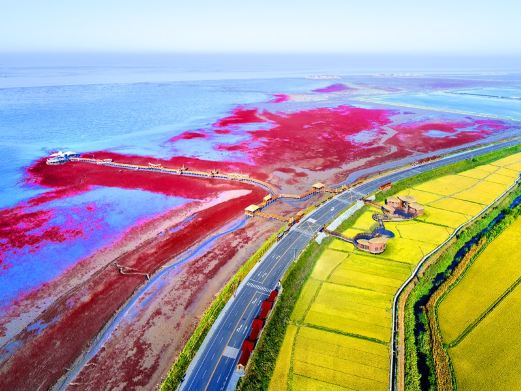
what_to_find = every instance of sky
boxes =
[0,0,520,55]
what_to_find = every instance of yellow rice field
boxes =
[291,278,321,322]
[435,215,521,390]
[269,325,297,391]
[429,197,483,216]
[268,152,521,390]
[438,217,521,344]
[310,249,347,280]
[448,282,521,391]
[414,206,470,228]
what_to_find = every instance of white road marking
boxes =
[222,346,240,359]
[246,282,271,293]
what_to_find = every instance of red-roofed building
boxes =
[267,289,279,302]
[249,318,264,341]
[258,300,273,320]
[242,339,255,353]
[238,349,251,367]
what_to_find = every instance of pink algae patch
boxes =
[213,108,263,127]
[390,121,494,152]
[269,94,290,103]
[412,122,469,133]
[313,83,351,93]
[5,148,266,266]
[169,131,207,142]
[0,205,83,265]
[214,129,232,135]
[27,151,267,198]
[210,105,508,174]
[217,105,393,171]
[475,119,510,132]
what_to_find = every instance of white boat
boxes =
[45,150,80,165]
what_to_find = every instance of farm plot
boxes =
[268,153,521,390]
[268,325,298,391]
[291,326,389,391]
[438,217,521,344]
[304,283,393,342]
[448,283,521,391]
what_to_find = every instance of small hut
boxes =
[356,236,388,254]
[244,204,260,216]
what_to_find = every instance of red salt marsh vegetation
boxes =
[313,83,351,93]
[0,178,265,391]
[0,98,511,390]
[70,217,279,390]
[269,93,290,103]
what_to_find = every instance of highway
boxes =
[179,137,521,391]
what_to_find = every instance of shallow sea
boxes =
[368,88,521,121]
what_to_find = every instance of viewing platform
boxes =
[46,151,80,165]
[322,226,393,254]
[364,195,424,222]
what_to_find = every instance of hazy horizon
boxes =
[1,1,520,55]
[2,52,521,70]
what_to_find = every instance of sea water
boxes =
[369,89,521,121]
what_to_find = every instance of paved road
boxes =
[179,138,521,391]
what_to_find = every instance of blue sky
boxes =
[1,0,520,54]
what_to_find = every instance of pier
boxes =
[48,154,351,226]
[64,157,278,194]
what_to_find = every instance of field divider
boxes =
[301,323,389,345]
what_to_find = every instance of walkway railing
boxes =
[70,157,277,194]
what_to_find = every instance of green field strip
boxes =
[292,374,358,391]
[302,323,389,346]
[294,356,388,385]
